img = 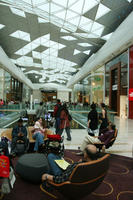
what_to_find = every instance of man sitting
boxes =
[41,144,98,190]
[11,118,29,156]
[77,122,116,155]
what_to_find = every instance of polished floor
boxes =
[0,117,133,158]
[63,117,133,158]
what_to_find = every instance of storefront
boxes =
[105,51,128,118]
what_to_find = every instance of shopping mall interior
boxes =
[0,0,133,199]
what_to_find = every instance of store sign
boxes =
[129,88,133,101]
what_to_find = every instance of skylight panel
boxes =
[58,43,66,49]
[32,51,41,59]
[80,23,93,32]
[92,27,104,36]
[38,17,48,23]
[78,43,92,47]
[60,28,69,33]
[32,0,47,6]
[10,30,31,42]
[0,24,5,29]
[79,16,92,26]
[53,0,68,8]
[69,16,80,26]
[102,32,113,40]
[83,50,91,55]
[63,21,77,32]
[74,49,81,55]
[51,3,62,13]
[61,36,77,40]
[34,63,42,68]
[95,4,110,20]
[66,9,77,20]
[68,0,79,7]
[54,10,66,19]
[37,3,49,13]
[69,0,84,14]
[22,0,32,5]
[91,22,104,31]
[10,7,26,18]
[83,0,98,14]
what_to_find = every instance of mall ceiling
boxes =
[0,0,133,85]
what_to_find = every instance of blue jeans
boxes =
[32,132,44,151]
[47,153,63,176]
[55,118,60,134]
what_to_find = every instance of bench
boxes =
[1,127,53,143]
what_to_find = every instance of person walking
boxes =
[87,103,98,136]
[58,103,71,141]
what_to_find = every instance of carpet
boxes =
[1,150,133,200]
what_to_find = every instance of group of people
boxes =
[0,99,117,195]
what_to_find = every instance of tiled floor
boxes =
[63,117,133,158]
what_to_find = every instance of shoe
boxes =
[76,152,83,156]
[67,138,71,141]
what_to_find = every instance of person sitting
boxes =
[41,144,98,190]
[77,122,116,155]
[11,118,28,156]
[32,117,47,152]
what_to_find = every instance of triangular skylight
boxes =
[53,0,68,8]
[95,4,111,20]
[91,22,104,31]
[61,36,77,41]
[102,32,113,40]
[83,0,98,14]
[74,49,81,55]
[0,24,5,29]
[66,9,78,20]
[78,43,92,47]
[32,0,47,6]
[80,23,93,32]
[38,17,48,23]
[37,3,49,13]
[10,7,26,17]
[83,50,91,55]
[60,28,69,33]
[69,0,84,14]
[51,3,63,13]
[69,16,80,26]
[54,10,66,19]
[10,30,31,42]
[80,16,93,26]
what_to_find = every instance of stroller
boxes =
[43,134,64,157]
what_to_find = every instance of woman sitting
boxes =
[32,117,47,152]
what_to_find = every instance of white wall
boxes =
[57,91,69,102]
[32,90,42,103]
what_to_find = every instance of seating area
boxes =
[1,127,53,143]
[40,153,110,200]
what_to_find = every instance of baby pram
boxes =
[44,134,64,156]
